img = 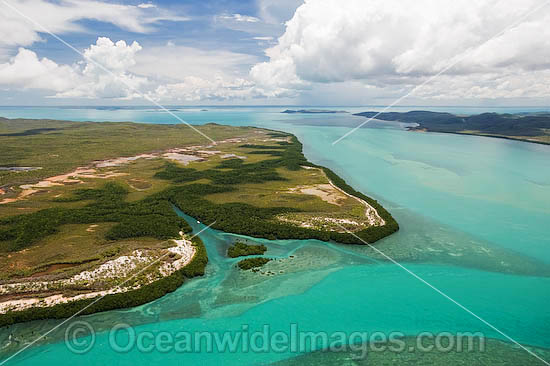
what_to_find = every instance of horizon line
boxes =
[0,105,549,109]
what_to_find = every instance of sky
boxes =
[0,0,549,106]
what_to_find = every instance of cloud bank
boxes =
[1,0,550,103]
[250,0,550,99]
[0,37,263,101]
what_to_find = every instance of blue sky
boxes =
[0,0,549,106]
[32,0,285,59]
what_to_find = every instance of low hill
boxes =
[354,111,550,144]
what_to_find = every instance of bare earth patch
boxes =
[289,184,348,205]
[277,214,366,232]
[86,224,99,232]
[279,168,386,232]
[221,153,247,160]
[327,178,386,227]
[0,189,39,205]
[0,237,195,314]
[94,154,157,168]
[163,152,204,165]
[0,145,222,204]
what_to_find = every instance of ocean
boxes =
[1,106,549,365]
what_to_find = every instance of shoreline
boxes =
[0,126,398,326]
[325,175,385,227]
[0,237,196,315]
[0,236,208,327]
[408,128,550,146]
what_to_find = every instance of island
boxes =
[282,109,348,114]
[237,257,272,270]
[354,111,550,145]
[227,241,267,258]
[0,117,398,326]
[226,241,271,271]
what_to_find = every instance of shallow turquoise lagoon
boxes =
[1,107,549,365]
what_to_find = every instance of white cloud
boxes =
[0,38,149,99]
[150,77,257,102]
[84,38,142,73]
[218,14,261,23]
[251,0,550,99]
[132,45,270,101]
[132,45,258,82]
[57,37,149,99]
[414,71,550,99]
[214,12,282,37]
[137,3,156,9]
[0,0,188,49]
[253,36,274,41]
[0,37,267,101]
[0,48,80,92]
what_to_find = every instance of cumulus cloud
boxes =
[0,1,271,102]
[0,48,80,92]
[0,37,267,101]
[251,0,550,99]
[85,38,142,73]
[0,0,188,49]
[56,37,149,99]
[0,37,150,99]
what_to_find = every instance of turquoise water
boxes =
[1,106,549,365]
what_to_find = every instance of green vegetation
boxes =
[0,182,190,252]
[265,132,290,138]
[354,111,550,144]
[282,109,347,114]
[157,136,399,244]
[0,117,253,187]
[227,241,267,258]
[237,257,271,270]
[0,237,207,327]
[315,166,399,243]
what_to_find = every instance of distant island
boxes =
[282,109,348,114]
[0,117,397,325]
[354,111,550,145]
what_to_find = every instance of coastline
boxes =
[0,236,208,327]
[326,175,385,227]
[0,237,195,315]
[0,126,398,326]
[408,127,550,146]
[166,134,399,245]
